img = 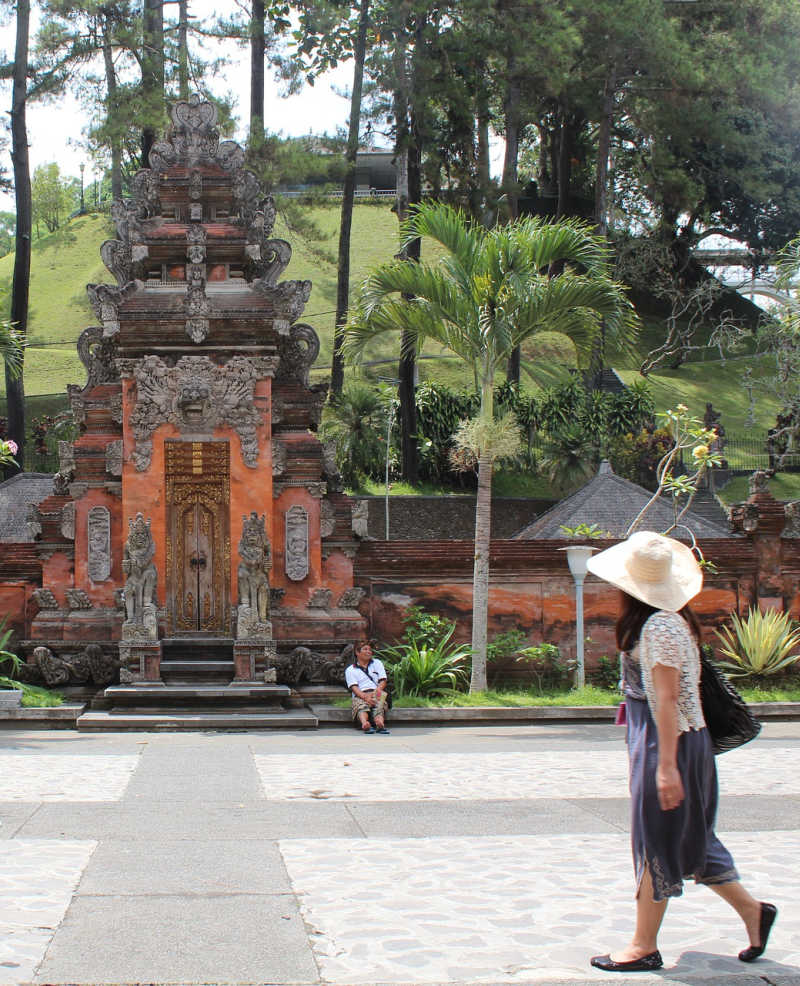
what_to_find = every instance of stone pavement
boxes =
[0,722,798,986]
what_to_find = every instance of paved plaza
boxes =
[0,721,798,986]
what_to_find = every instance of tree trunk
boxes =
[102,13,123,202]
[331,0,369,398]
[476,89,491,221]
[178,0,189,100]
[556,105,572,219]
[470,446,493,692]
[250,0,265,141]
[394,32,419,484]
[502,70,522,384]
[6,0,31,476]
[594,62,616,237]
[141,0,164,168]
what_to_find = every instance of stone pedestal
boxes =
[118,641,163,683]
[233,638,277,683]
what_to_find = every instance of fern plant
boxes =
[0,620,22,691]
[715,608,800,679]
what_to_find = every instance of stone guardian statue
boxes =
[236,512,272,639]
[121,513,158,641]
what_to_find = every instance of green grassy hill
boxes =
[0,204,782,443]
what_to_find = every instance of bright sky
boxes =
[0,1,360,211]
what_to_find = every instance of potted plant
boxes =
[0,621,24,709]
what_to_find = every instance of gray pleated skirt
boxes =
[626,695,739,901]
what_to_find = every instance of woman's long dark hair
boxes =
[616,591,702,652]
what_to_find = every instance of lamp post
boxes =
[561,545,597,688]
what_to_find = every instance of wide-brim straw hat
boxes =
[586,530,702,612]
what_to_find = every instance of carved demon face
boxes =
[177,379,211,425]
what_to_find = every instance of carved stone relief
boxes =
[273,643,352,688]
[61,502,75,540]
[26,504,42,540]
[88,506,112,583]
[105,440,123,476]
[308,588,332,609]
[122,513,158,641]
[65,589,92,610]
[32,588,59,610]
[275,323,320,387]
[338,587,365,610]
[58,441,76,474]
[320,500,335,539]
[285,505,309,581]
[86,283,137,338]
[272,440,287,477]
[75,327,120,390]
[351,500,369,539]
[236,512,272,640]
[121,355,265,470]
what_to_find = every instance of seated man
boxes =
[344,640,390,734]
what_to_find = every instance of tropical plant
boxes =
[0,620,22,691]
[559,522,610,540]
[319,381,388,489]
[401,605,456,650]
[345,201,638,691]
[715,608,800,680]
[540,425,601,494]
[515,642,575,693]
[378,624,471,698]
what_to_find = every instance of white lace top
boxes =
[631,610,706,734]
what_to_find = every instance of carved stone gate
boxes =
[165,441,230,635]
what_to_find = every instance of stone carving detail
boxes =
[131,169,161,218]
[65,588,93,610]
[32,647,70,687]
[272,440,287,477]
[26,644,118,687]
[320,500,335,539]
[285,505,309,581]
[749,469,773,496]
[100,238,132,286]
[351,500,370,539]
[269,587,286,609]
[274,323,319,388]
[189,169,203,200]
[273,643,352,688]
[250,238,292,284]
[126,355,264,470]
[105,440,123,476]
[58,441,76,475]
[308,587,332,609]
[88,506,112,583]
[75,327,120,389]
[322,441,343,492]
[149,94,246,175]
[185,282,210,343]
[253,277,311,324]
[338,587,365,610]
[86,643,118,686]
[61,502,75,540]
[236,512,272,639]
[122,513,158,641]
[32,588,59,610]
[26,504,42,540]
[110,392,123,425]
[86,283,137,338]
[784,501,800,538]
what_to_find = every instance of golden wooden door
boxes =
[165,442,231,634]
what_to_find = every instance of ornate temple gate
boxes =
[165,441,231,635]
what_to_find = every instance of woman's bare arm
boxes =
[651,662,684,811]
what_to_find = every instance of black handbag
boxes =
[700,652,761,754]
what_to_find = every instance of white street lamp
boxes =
[561,545,597,689]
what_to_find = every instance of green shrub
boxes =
[401,604,456,650]
[715,607,800,679]
[379,624,471,698]
[515,642,575,693]
[0,618,22,691]
[589,655,620,691]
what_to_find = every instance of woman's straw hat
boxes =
[586,530,702,612]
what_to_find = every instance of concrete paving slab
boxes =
[34,893,319,985]
[348,798,623,838]
[76,840,293,895]
[15,799,364,841]
[0,803,40,838]
[0,753,140,801]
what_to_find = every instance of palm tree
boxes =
[344,202,638,691]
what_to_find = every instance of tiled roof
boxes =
[0,473,54,542]
[513,461,732,540]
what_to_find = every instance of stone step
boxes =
[105,684,291,708]
[76,708,319,731]
[160,660,235,683]
[161,637,234,662]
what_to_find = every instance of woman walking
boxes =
[586,531,776,972]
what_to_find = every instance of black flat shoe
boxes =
[590,951,663,972]
[739,902,777,962]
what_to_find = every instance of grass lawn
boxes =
[332,679,800,707]
[716,471,800,504]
